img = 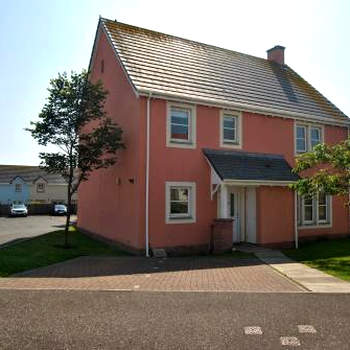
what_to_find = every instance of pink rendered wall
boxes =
[147,102,217,248]
[242,112,295,165]
[78,28,349,250]
[78,29,145,250]
[148,100,296,249]
[147,99,349,249]
[257,186,295,245]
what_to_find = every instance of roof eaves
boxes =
[9,175,25,184]
[87,17,103,75]
[202,152,224,181]
[33,175,48,184]
[139,89,350,127]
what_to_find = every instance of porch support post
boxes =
[219,184,228,218]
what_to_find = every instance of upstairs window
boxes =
[167,103,196,148]
[296,126,307,153]
[223,116,237,143]
[220,111,242,148]
[36,183,45,193]
[296,124,323,154]
[15,184,22,192]
[310,127,321,148]
[171,108,190,141]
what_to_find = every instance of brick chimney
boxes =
[267,45,285,65]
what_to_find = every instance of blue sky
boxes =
[1,0,349,165]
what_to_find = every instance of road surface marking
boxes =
[298,325,316,333]
[280,337,300,346]
[244,326,263,335]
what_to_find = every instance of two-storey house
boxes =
[0,165,77,205]
[78,18,350,255]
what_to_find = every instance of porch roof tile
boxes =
[203,148,299,182]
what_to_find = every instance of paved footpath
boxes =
[0,290,349,349]
[237,245,350,293]
[0,256,303,292]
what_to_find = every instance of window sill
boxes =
[298,223,332,229]
[167,140,196,149]
[223,140,239,145]
[220,141,242,149]
[166,216,195,224]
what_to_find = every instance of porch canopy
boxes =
[203,149,299,220]
[203,148,299,186]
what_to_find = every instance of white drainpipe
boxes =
[294,190,299,249]
[145,93,152,257]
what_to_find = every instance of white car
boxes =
[10,204,28,217]
[53,204,67,216]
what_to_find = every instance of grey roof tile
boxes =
[0,165,67,184]
[102,18,348,123]
[203,149,299,182]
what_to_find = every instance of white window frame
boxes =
[301,195,314,225]
[298,193,332,228]
[165,182,196,224]
[36,183,45,193]
[15,183,22,192]
[220,110,242,149]
[317,192,329,224]
[166,102,196,149]
[310,126,322,149]
[296,125,307,153]
[295,123,324,154]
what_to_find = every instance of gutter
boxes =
[294,191,299,249]
[145,93,152,257]
[138,90,350,128]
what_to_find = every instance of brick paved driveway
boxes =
[0,256,304,292]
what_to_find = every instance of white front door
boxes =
[246,187,257,243]
[227,188,241,243]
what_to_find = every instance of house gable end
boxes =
[89,19,139,98]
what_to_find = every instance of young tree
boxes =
[27,70,125,247]
[290,140,350,204]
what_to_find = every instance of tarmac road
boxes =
[0,290,349,349]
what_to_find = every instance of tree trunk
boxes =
[64,177,72,248]
[64,201,71,248]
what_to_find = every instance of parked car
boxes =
[10,204,28,217]
[53,204,67,216]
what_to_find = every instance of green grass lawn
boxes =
[0,227,128,277]
[283,238,350,281]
